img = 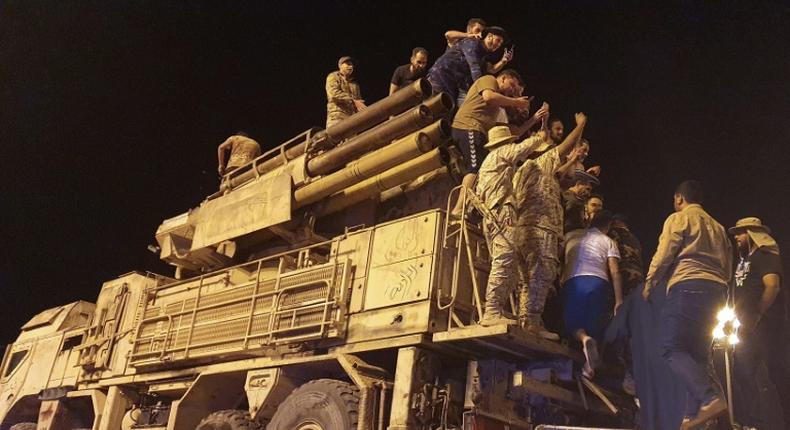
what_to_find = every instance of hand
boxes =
[575,112,587,126]
[467,32,482,39]
[568,145,587,162]
[501,47,514,63]
[586,165,601,176]
[513,96,531,110]
[614,301,623,315]
[353,99,367,111]
[642,281,654,301]
[218,165,225,175]
[532,104,550,122]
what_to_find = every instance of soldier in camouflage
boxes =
[475,123,549,326]
[217,132,261,176]
[325,56,366,128]
[512,113,588,340]
[608,214,645,296]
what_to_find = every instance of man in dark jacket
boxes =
[426,26,507,104]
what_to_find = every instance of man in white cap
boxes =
[729,217,788,428]
[475,125,550,326]
[325,56,366,128]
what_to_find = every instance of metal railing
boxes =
[438,185,517,330]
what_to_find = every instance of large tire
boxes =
[195,410,262,430]
[266,379,359,430]
[9,423,37,430]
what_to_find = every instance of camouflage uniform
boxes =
[224,135,261,171]
[476,136,545,318]
[325,71,362,128]
[512,147,564,326]
[608,225,644,296]
[562,189,586,233]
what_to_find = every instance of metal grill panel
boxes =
[129,257,349,366]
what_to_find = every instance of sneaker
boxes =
[479,313,518,326]
[582,337,601,376]
[680,397,727,430]
[622,371,636,396]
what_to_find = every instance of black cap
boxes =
[484,26,509,42]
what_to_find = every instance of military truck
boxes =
[0,80,632,430]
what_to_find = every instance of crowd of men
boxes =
[213,18,787,430]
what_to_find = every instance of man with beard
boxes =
[326,56,366,128]
[563,169,599,233]
[548,117,564,145]
[729,217,787,428]
[512,112,588,339]
[389,47,429,95]
[585,193,605,222]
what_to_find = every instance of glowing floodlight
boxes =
[712,306,741,346]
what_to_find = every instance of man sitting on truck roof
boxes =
[217,132,261,176]
[443,19,514,106]
[444,17,486,48]
[426,26,508,105]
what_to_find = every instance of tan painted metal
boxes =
[245,368,301,422]
[295,127,441,208]
[311,148,447,218]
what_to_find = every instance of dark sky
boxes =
[1,1,788,343]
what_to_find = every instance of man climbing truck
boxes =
[1,80,632,430]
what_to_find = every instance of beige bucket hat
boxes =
[484,125,518,149]
[728,217,771,235]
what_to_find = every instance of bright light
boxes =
[713,306,741,346]
[717,306,736,323]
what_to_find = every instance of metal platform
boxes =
[432,323,584,362]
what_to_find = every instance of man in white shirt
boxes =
[561,210,623,377]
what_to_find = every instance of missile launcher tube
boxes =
[223,80,433,191]
[294,131,434,208]
[322,78,432,144]
[420,92,455,120]
[307,102,452,178]
[306,105,431,177]
[311,147,448,218]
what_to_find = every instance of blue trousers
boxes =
[660,280,726,417]
[562,275,611,342]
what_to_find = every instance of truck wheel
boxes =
[9,423,37,430]
[195,410,262,430]
[266,379,359,430]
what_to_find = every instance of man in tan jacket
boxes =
[643,180,732,429]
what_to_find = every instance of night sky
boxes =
[1,1,788,343]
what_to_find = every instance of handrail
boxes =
[437,183,521,328]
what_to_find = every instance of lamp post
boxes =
[712,305,740,427]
